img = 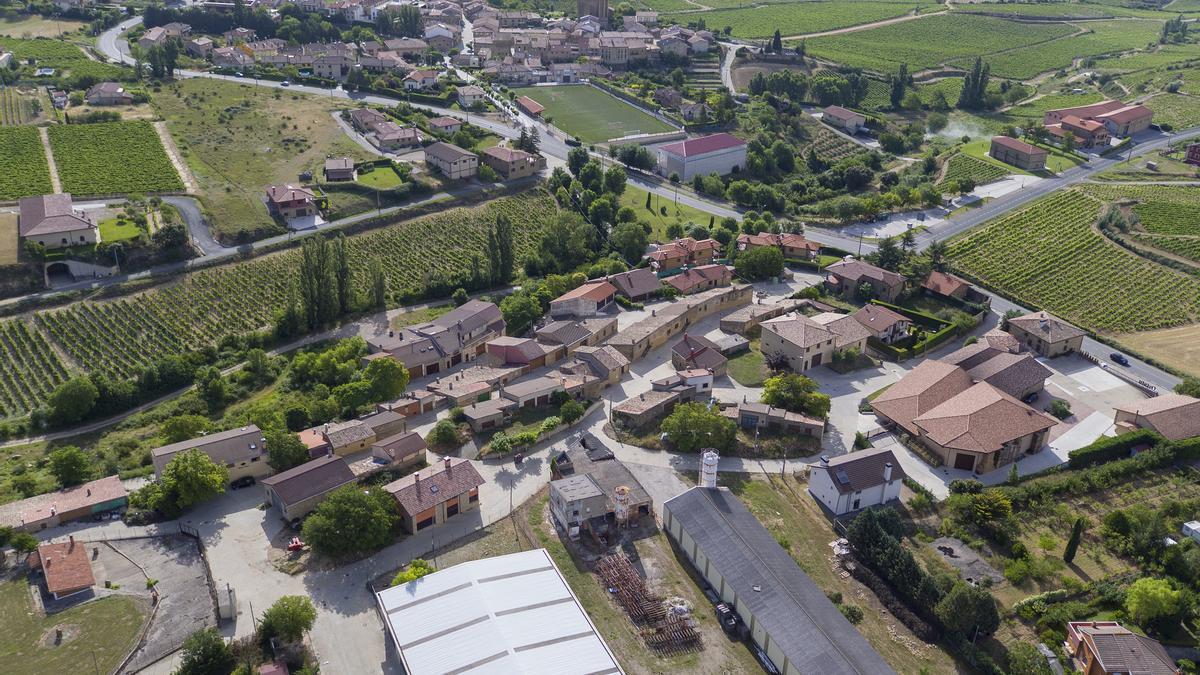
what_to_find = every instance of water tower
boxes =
[700,449,719,488]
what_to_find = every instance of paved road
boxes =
[161,195,223,256]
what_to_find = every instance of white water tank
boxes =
[614,485,631,525]
[700,450,719,488]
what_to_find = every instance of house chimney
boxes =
[389,330,395,338]
[883,462,893,482]
[444,456,452,475]
[415,473,421,492]
[87,488,91,497]
[820,454,830,466]
[69,535,74,548]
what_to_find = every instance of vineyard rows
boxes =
[1079,184,1200,236]
[0,126,53,200]
[0,320,70,417]
[948,189,1200,333]
[14,193,558,390]
[1130,233,1200,263]
[940,153,1007,187]
[0,36,128,83]
[0,88,33,126]
[47,121,184,196]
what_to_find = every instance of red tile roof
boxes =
[554,280,617,303]
[658,133,745,158]
[921,270,970,297]
[1096,104,1153,125]
[990,135,1046,156]
[429,116,461,128]
[35,541,95,596]
[516,95,544,114]
[385,457,485,515]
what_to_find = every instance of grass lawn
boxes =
[0,15,83,38]
[389,303,453,330]
[356,165,405,189]
[512,85,676,144]
[721,474,959,673]
[960,137,1083,175]
[727,340,767,387]
[152,78,371,243]
[0,579,146,674]
[0,213,17,265]
[472,135,501,152]
[98,216,142,242]
[620,184,725,242]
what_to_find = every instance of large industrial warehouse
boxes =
[664,486,895,675]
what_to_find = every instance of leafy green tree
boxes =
[332,380,372,413]
[10,531,39,552]
[260,595,317,643]
[1175,377,1200,397]
[761,373,831,419]
[735,245,783,280]
[1125,577,1181,628]
[1063,517,1085,564]
[302,486,397,557]
[49,446,92,487]
[163,449,228,510]
[195,366,229,410]
[935,581,1000,636]
[427,419,460,448]
[1007,641,1053,675]
[392,558,435,585]
[610,221,650,263]
[500,292,543,336]
[495,214,514,284]
[161,415,211,444]
[559,399,585,424]
[266,430,310,472]
[11,474,38,498]
[364,357,409,402]
[567,147,589,176]
[48,376,98,426]
[660,402,736,453]
[603,165,627,196]
[178,628,234,675]
[393,4,423,37]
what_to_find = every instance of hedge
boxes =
[1066,428,1162,469]
[869,299,953,330]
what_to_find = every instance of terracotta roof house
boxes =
[990,135,1047,171]
[808,448,904,515]
[151,425,269,483]
[809,312,871,351]
[265,185,317,220]
[912,381,1057,473]
[605,267,661,301]
[646,237,723,269]
[1113,394,1200,441]
[456,84,486,107]
[1095,104,1154,137]
[852,304,911,345]
[515,95,544,116]
[485,336,548,366]
[824,259,904,303]
[0,475,127,532]
[424,141,478,180]
[670,333,726,376]
[921,270,971,300]
[403,69,440,90]
[479,145,545,180]
[942,342,1010,370]
[371,431,427,469]
[822,105,866,134]
[870,360,975,437]
[18,194,98,249]
[665,264,731,295]
[323,157,356,182]
[760,314,837,373]
[1065,621,1179,675]
[385,456,484,532]
[1005,310,1085,357]
[85,81,133,105]
[367,300,505,377]
[261,455,356,521]
[31,539,95,599]
[549,280,617,318]
[736,231,820,260]
[428,116,462,134]
[981,327,1021,353]
[965,352,1052,399]
[655,133,747,181]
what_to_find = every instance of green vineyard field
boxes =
[47,121,184,195]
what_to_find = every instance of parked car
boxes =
[230,476,256,489]
[715,603,749,639]
[1022,391,1038,405]
[1110,352,1130,367]
[280,80,290,86]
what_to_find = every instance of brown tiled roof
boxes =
[825,259,904,289]
[424,141,477,163]
[990,135,1046,156]
[671,333,725,370]
[35,541,95,596]
[921,270,970,297]
[1046,99,1124,119]
[265,185,315,203]
[762,314,834,349]
[941,342,1005,370]
[18,194,95,237]
[666,265,730,293]
[1007,311,1085,343]
[462,397,517,421]
[572,345,629,377]
[614,389,677,415]
[261,455,355,507]
[965,352,1051,398]
[535,320,592,346]
[1113,393,1200,441]
[385,458,485,515]
[982,328,1021,353]
[152,425,265,467]
[429,116,461,128]
[823,105,864,123]
[606,268,661,299]
[324,157,354,171]
[324,420,374,448]
[373,431,427,461]
[870,360,974,436]
[852,304,909,334]
[1075,624,1178,675]
[0,475,127,529]
[553,280,617,303]
[809,312,872,349]
[480,145,534,163]
[1096,104,1153,125]
[912,382,1057,454]
[816,448,905,494]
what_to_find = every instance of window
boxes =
[469,491,479,503]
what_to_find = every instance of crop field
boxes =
[1002,91,1107,120]
[0,88,35,126]
[807,126,861,161]
[0,126,53,200]
[48,121,183,195]
[974,19,1164,79]
[804,14,1075,74]
[0,15,85,38]
[153,78,372,242]
[1080,184,1200,236]
[0,319,71,418]
[663,1,931,39]
[512,85,675,144]
[1143,92,1200,128]
[952,2,1177,18]
[1130,233,1200,262]
[939,153,1008,186]
[948,189,1200,333]
[0,37,126,82]
[1094,42,1200,73]
[25,192,558,387]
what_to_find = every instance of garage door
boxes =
[954,453,976,471]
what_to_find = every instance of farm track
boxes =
[37,126,61,193]
[779,9,944,40]
[153,121,197,194]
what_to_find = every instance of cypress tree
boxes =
[1063,517,1084,563]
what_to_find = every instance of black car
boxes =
[1110,353,1131,367]
[230,476,256,489]
[1022,391,1038,405]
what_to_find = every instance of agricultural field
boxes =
[510,85,676,144]
[0,37,126,82]
[28,192,558,385]
[1080,183,1200,236]
[975,19,1165,80]
[1093,42,1200,73]
[153,78,372,242]
[939,152,1009,186]
[1002,91,1108,121]
[947,189,1200,333]
[0,319,72,418]
[619,184,724,241]
[47,121,183,196]
[663,1,931,40]
[950,1,1178,18]
[0,14,84,38]
[803,14,1076,74]
[1143,92,1200,129]
[0,126,53,200]
[0,87,41,126]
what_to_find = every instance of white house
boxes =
[808,448,904,515]
[404,69,440,91]
[655,133,747,181]
[1184,521,1200,544]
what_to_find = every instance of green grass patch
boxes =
[511,85,675,144]
[98,216,143,242]
[619,184,724,242]
[47,121,182,196]
[960,137,1082,174]
[0,36,127,82]
[356,165,404,190]
[727,341,767,387]
[0,579,146,674]
[665,1,932,40]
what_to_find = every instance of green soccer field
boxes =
[513,85,677,144]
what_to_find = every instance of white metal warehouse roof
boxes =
[375,548,623,674]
